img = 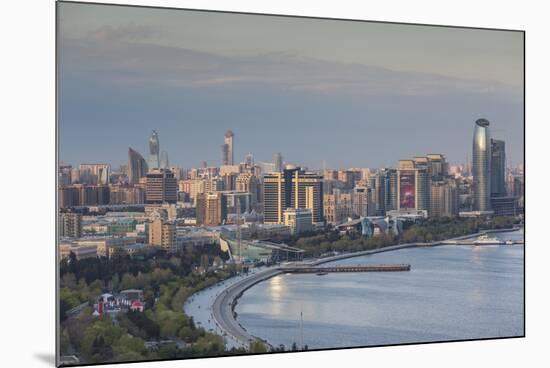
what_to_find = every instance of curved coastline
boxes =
[191,227,522,350]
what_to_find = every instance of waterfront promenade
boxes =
[186,227,522,350]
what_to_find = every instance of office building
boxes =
[491,139,507,197]
[284,208,313,235]
[490,196,520,216]
[145,169,177,204]
[127,147,148,185]
[263,167,323,224]
[472,118,492,211]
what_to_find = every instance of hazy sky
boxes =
[58,2,524,169]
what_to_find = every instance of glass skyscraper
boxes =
[491,139,506,197]
[148,130,160,170]
[127,147,148,184]
[472,118,492,211]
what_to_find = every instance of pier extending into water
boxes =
[280,264,411,273]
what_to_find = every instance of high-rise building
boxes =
[274,152,283,172]
[430,179,459,217]
[221,173,237,192]
[491,139,506,197]
[367,168,398,215]
[203,177,223,192]
[160,151,169,170]
[128,147,148,185]
[263,167,323,224]
[79,163,111,185]
[323,193,337,224]
[426,153,448,180]
[335,191,353,221]
[145,169,177,204]
[472,118,492,211]
[149,218,177,252]
[222,129,234,165]
[222,191,251,215]
[236,173,261,204]
[196,192,227,226]
[384,169,398,212]
[148,130,160,170]
[396,167,429,212]
[352,186,373,218]
[179,178,206,204]
[59,212,82,238]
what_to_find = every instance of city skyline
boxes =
[60,124,522,172]
[56,4,525,365]
[58,3,524,169]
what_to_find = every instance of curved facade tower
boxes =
[149,130,160,170]
[128,147,148,184]
[472,118,492,211]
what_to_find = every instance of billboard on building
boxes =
[399,170,416,209]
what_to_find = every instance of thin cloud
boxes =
[86,23,158,42]
[59,35,520,101]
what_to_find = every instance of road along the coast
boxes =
[193,227,522,350]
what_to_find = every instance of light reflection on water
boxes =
[235,231,524,349]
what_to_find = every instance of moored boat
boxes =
[473,234,504,246]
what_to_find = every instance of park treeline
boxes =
[286,216,519,257]
[59,245,259,364]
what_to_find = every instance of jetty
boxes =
[279,264,411,273]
